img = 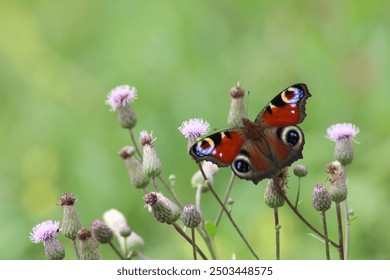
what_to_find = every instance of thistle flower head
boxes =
[227,82,248,126]
[119,146,149,189]
[327,123,359,165]
[59,193,81,240]
[140,131,162,178]
[312,184,332,211]
[30,220,60,243]
[144,192,181,224]
[91,220,114,244]
[78,228,100,260]
[106,85,137,111]
[326,123,359,142]
[181,204,201,228]
[178,118,210,139]
[326,161,348,202]
[30,220,65,260]
[106,85,138,129]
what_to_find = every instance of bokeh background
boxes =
[1,0,389,260]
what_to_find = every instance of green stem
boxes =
[129,129,143,159]
[72,240,80,260]
[191,228,197,260]
[321,211,331,260]
[172,223,208,260]
[336,202,344,260]
[198,163,260,260]
[342,165,350,260]
[295,177,301,209]
[215,172,235,226]
[276,187,340,249]
[108,241,125,260]
[274,207,281,260]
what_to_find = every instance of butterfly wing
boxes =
[255,83,311,127]
[189,131,245,167]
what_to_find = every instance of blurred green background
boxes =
[1,0,389,260]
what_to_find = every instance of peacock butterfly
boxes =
[189,83,311,184]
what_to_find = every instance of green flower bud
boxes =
[91,220,113,244]
[326,161,347,202]
[312,184,332,211]
[144,192,181,224]
[181,204,201,228]
[293,165,308,177]
[264,168,288,208]
[140,131,162,178]
[43,238,66,260]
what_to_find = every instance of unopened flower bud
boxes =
[140,131,162,178]
[144,192,181,224]
[227,198,235,205]
[227,82,248,126]
[119,146,149,189]
[119,225,132,238]
[59,193,81,241]
[78,228,100,260]
[312,184,332,211]
[91,220,113,244]
[181,204,201,228]
[264,168,288,208]
[293,165,308,177]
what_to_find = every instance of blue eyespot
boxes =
[234,160,251,173]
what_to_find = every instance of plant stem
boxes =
[295,177,301,209]
[173,223,208,260]
[342,165,350,260]
[108,241,125,260]
[335,202,344,260]
[198,163,260,260]
[129,129,143,159]
[157,176,183,209]
[321,211,331,260]
[215,172,235,226]
[72,240,81,260]
[274,207,281,260]
[152,177,159,192]
[276,187,339,249]
[191,228,197,260]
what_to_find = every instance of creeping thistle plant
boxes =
[30,83,359,260]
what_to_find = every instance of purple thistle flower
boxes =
[326,123,359,142]
[30,220,60,243]
[106,85,137,111]
[178,118,210,139]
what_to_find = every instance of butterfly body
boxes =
[190,84,311,184]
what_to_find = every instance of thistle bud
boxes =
[91,220,113,244]
[119,225,132,238]
[227,82,248,126]
[140,131,162,178]
[144,192,181,224]
[59,193,81,241]
[293,165,308,177]
[78,228,100,260]
[326,161,347,202]
[312,184,332,211]
[119,146,149,189]
[181,204,201,228]
[334,139,354,165]
[264,168,288,208]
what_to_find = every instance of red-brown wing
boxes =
[255,84,311,127]
[189,131,244,166]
